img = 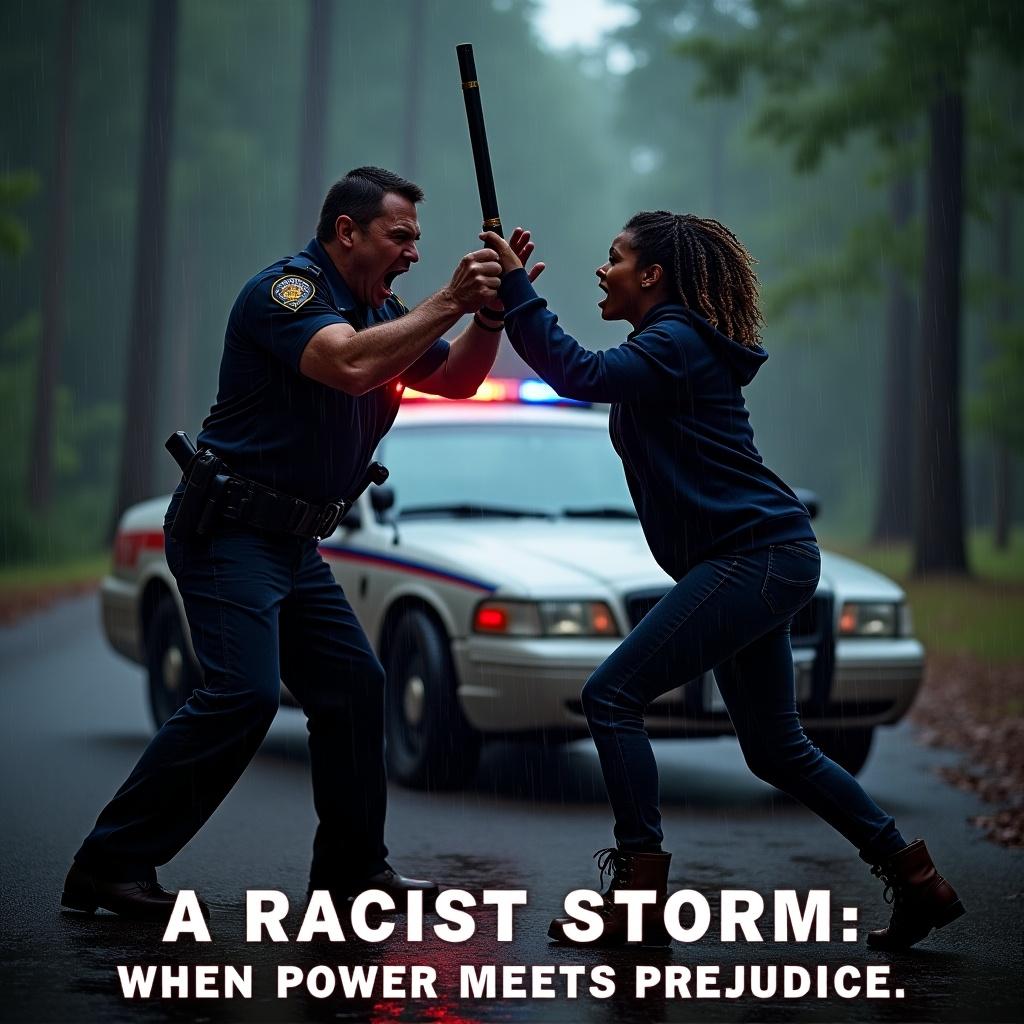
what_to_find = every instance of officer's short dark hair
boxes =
[316,167,424,242]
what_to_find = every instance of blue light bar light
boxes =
[518,379,589,406]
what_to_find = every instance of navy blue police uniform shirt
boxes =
[498,268,815,582]
[197,238,448,503]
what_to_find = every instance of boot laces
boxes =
[870,865,900,905]
[594,848,632,893]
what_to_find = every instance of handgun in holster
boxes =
[165,430,229,540]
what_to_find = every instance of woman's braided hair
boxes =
[623,211,764,347]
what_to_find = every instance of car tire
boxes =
[806,727,874,776]
[145,596,200,729]
[384,608,481,790]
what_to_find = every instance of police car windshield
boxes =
[379,424,634,519]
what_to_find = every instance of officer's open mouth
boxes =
[378,270,401,299]
[381,268,407,298]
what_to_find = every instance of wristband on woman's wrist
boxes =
[477,306,505,323]
[473,312,504,333]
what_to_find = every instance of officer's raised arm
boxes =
[299,246,500,396]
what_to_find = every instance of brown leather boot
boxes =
[867,839,965,950]
[549,848,671,947]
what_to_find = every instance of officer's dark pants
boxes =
[75,510,388,885]
[581,540,907,864]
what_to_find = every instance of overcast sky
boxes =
[529,0,636,49]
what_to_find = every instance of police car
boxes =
[102,379,924,789]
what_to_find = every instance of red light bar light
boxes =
[399,377,590,406]
[402,377,521,403]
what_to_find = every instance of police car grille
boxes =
[625,590,670,630]
[626,590,824,648]
[791,597,822,645]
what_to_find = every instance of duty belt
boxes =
[164,431,388,542]
[217,476,348,540]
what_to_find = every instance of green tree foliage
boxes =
[679,0,1023,572]
[0,172,39,257]
[971,325,1024,456]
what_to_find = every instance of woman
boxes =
[480,214,963,950]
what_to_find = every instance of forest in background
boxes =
[1,0,1021,576]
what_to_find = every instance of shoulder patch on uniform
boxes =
[271,275,315,311]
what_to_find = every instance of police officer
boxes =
[62,166,542,920]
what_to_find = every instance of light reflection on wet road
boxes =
[1,596,1021,1022]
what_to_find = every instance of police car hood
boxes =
[398,519,669,593]
[395,520,904,600]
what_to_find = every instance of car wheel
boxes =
[384,608,481,790]
[806,727,875,776]
[145,596,200,729]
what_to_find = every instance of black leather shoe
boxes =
[360,866,439,902]
[61,863,210,922]
[309,864,439,905]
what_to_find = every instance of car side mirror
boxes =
[794,488,820,520]
[371,485,396,522]
[340,504,362,532]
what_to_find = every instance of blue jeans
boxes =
[581,541,906,863]
[76,501,389,885]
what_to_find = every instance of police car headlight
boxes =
[473,600,619,637]
[539,601,619,637]
[838,601,899,638]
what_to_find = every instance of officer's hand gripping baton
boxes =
[456,43,503,239]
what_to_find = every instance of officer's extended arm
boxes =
[299,249,501,396]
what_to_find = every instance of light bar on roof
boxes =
[519,379,575,404]
[399,377,588,406]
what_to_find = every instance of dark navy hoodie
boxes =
[499,268,815,581]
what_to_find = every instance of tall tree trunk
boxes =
[871,170,915,543]
[28,0,80,512]
[293,0,333,245]
[912,85,968,576]
[162,200,197,493]
[708,100,726,217]
[401,0,426,179]
[993,191,1012,550]
[111,0,179,529]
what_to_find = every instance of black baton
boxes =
[456,43,503,238]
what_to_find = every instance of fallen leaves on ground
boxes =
[910,653,1024,848]
[0,581,99,626]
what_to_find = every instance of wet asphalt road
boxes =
[1,594,1022,1023]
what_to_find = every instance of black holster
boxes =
[164,432,229,541]
[172,450,230,540]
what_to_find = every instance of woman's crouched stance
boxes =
[484,212,965,950]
